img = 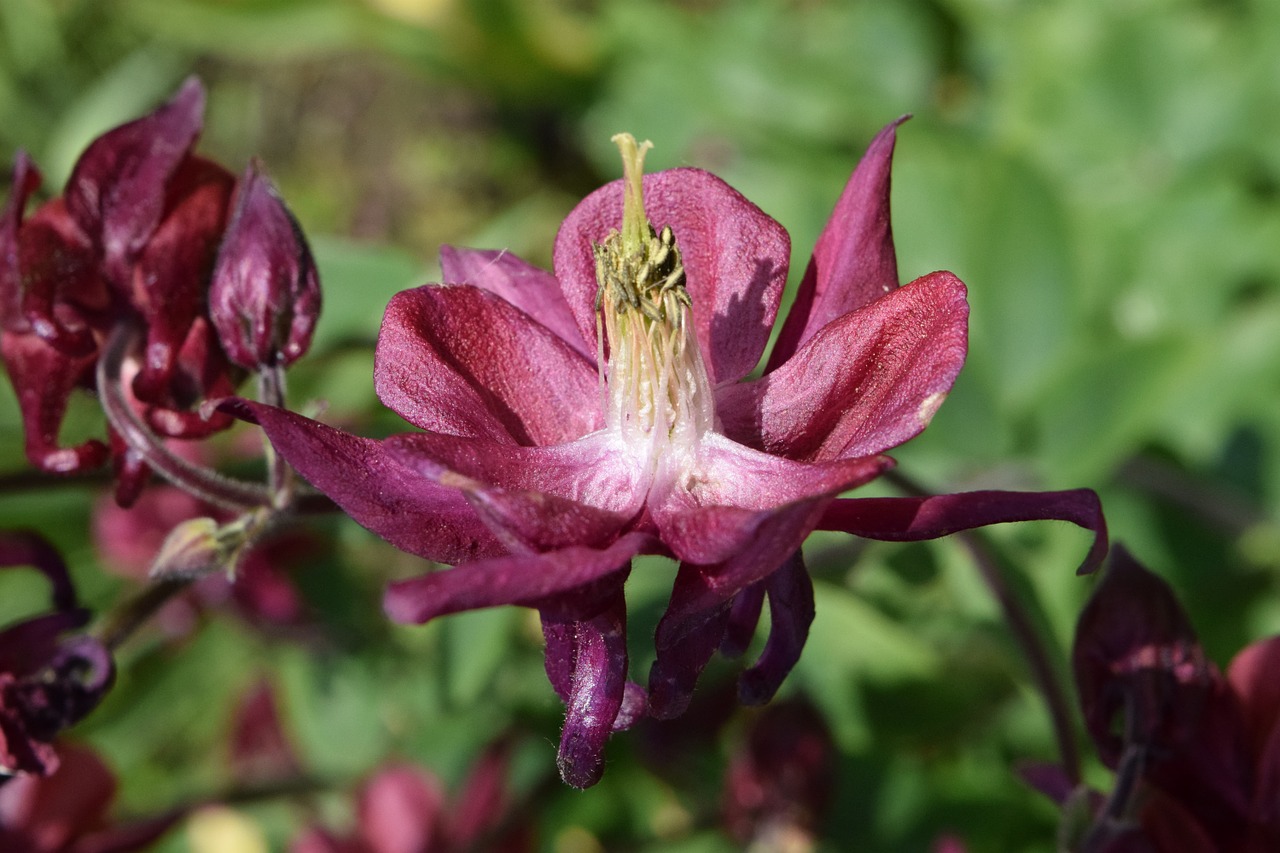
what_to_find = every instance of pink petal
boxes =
[817,488,1109,575]
[768,118,906,369]
[383,533,651,625]
[384,431,645,551]
[652,433,891,566]
[374,284,601,445]
[440,246,591,358]
[719,271,967,462]
[554,168,791,384]
[234,401,501,565]
[1226,635,1280,754]
[0,744,115,848]
[356,766,445,853]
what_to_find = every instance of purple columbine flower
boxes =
[1065,546,1279,852]
[236,123,1106,787]
[0,532,114,779]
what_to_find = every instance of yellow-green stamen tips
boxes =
[593,135,714,458]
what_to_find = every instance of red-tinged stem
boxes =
[97,322,270,511]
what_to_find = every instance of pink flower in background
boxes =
[0,743,180,852]
[237,122,1105,787]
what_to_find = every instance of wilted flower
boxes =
[0,742,181,852]
[0,532,114,778]
[236,122,1105,787]
[1063,546,1277,851]
[1,78,319,508]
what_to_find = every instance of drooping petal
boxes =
[1,318,108,476]
[719,582,767,659]
[652,433,891,565]
[767,118,906,369]
[383,534,649,625]
[232,401,501,564]
[374,284,600,445]
[719,271,967,462]
[547,587,632,788]
[648,563,732,720]
[440,246,591,358]
[738,551,815,706]
[15,198,106,357]
[554,167,791,384]
[64,77,205,291]
[817,488,1109,575]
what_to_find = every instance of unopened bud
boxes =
[209,162,320,371]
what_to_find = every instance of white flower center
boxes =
[593,135,715,475]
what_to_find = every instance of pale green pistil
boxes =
[593,135,714,461]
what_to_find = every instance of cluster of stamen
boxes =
[593,135,714,460]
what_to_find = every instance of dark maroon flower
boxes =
[290,740,532,853]
[235,123,1106,787]
[0,742,180,852]
[1067,547,1279,852]
[723,699,835,848]
[209,160,321,372]
[0,532,114,778]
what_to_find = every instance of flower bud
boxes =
[209,162,320,371]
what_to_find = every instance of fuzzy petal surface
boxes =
[375,284,600,445]
[554,168,790,384]
[234,401,500,564]
[440,246,591,358]
[383,533,650,625]
[720,271,967,462]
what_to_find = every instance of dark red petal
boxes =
[648,563,732,720]
[129,157,235,407]
[236,401,502,565]
[719,271,967,462]
[738,551,814,706]
[768,118,907,370]
[550,588,631,788]
[375,284,600,445]
[2,151,43,327]
[209,161,320,370]
[64,77,205,289]
[817,488,1109,575]
[554,167,791,384]
[16,199,104,357]
[439,246,591,358]
[1,331,108,474]
[447,737,522,849]
[229,681,301,784]
[1226,635,1280,757]
[383,534,648,625]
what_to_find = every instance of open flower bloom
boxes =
[1067,547,1280,852]
[238,122,1106,787]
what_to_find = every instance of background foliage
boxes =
[2,0,1279,850]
